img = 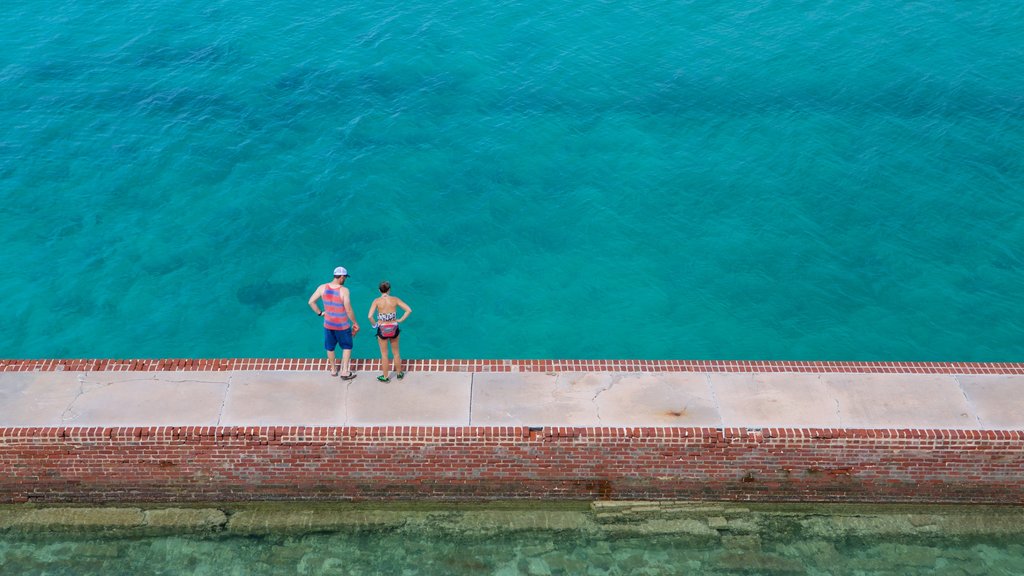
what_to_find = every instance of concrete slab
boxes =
[3,366,1021,431]
[66,372,229,426]
[957,375,1024,430]
[472,372,606,426]
[712,372,839,428]
[824,373,979,429]
[346,371,471,426]
[221,371,344,426]
[594,373,721,427]
[0,372,85,426]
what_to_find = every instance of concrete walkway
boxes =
[1,369,1022,430]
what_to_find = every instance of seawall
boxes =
[1,359,1022,504]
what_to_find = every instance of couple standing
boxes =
[307,266,411,383]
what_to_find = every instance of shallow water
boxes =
[2,533,1023,575]
[2,1,1022,361]
[3,510,1024,575]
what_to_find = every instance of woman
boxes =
[367,280,412,382]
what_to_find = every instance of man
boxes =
[308,266,360,378]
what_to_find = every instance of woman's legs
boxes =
[392,336,402,376]
[377,337,391,379]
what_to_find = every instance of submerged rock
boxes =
[144,508,227,530]
[453,510,590,533]
[227,509,407,535]
[11,507,145,530]
[715,551,805,574]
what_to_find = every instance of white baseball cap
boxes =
[333,266,350,277]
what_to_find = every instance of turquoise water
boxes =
[2,1,1022,361]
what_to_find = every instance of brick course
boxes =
[1,426,1021,504]
[2,358,1023,374]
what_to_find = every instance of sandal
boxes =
[377,375,391,383]
[396,371,405,380]
[340,372,357,380]
[331,365,340,377]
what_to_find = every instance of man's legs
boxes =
[325,329,340,375]
[339,328,355,378]
[327,350,339,375]
[341,348,352,377]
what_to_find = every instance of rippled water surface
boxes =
[2,516,1024,575]
[2,1,1022,360]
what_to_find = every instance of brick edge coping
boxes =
[2,358,1023,374]
[2,426,1022,441]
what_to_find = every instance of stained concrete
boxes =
[220,371,345,426]
[0,372,85,426]
[0,369,1021,430]
[471,372,605,426]
[346,371,471,426]
[712,372,839,428]
[0,371,228,427]
[957,374,1024,429]
[824,373,980,429]
[66,372,229,427]
[593,372,721,427]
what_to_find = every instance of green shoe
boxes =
[396,371,405,380]
[377,375,391,383]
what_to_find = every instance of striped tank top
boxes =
[322,285,351,330]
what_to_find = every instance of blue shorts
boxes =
[324,328,353,351]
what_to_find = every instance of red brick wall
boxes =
[1,426,1021,504]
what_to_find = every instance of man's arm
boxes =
[308,285,325,316]
[343,289,360,333]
